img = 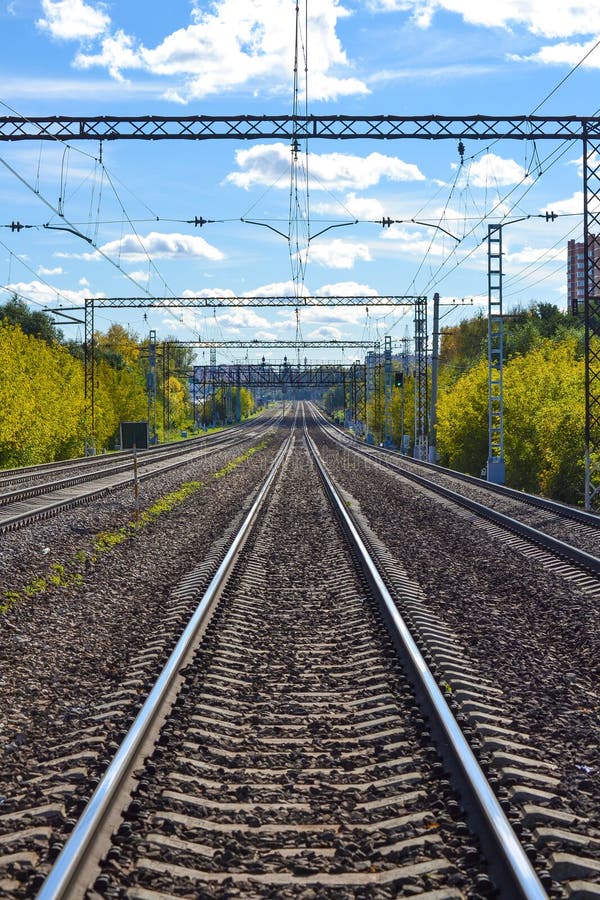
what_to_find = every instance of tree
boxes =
[503,337,585,500]
[96,324,141,369]
[440,312,487,376]
[436,359,488,474]
[0,323,84,466]
[436,335,588,503]
[0,295,63,345]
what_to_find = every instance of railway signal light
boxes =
[394,372,404,387]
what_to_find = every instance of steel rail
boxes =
[0,433,267,534]
[313,414,600,574]
[0,437,252,532]
[37,430,293,900]
[317,408,600,529]
[304,427,548,900]
[0,431,253,506]
[0,417,261,484]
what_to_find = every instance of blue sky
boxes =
[1,0,599,362]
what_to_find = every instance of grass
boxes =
[0,440,269,615]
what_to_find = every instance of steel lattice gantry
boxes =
[413,297,428,460]
[83,295,420,308]
[82,296,426,446]
[2,113,599,504]
[1,114,599,140]
[194,363,360,388]
[165,339,378,350]
[167,339,377,427]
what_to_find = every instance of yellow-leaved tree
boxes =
[0,323,85,465]
[503,337,585,501]
[436,336,587,503]
[436,359,488,474]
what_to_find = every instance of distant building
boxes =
[567,234,600,314]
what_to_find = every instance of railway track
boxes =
[1,406,598,898]
[311,406,599,559]
[32,416,555,899]
[0,416,277,534]
[310,407,599,592]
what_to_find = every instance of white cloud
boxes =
[312,193,386,220]
[37,265,63,276]
[368,1,600,40]
[464,153,527,188]
[59,232,225,262]
[2,76,166,101]
[544,191,583,215]
[317,281,380,297]
[307,325,344,340]
[128,270,151,283]
[71,0,368,102]
[216,310,271,330]
[379,223,451,258]
[243,280,309,297]
[309,238,372,268]
[75,29,142,81]
[253,330,279,340]
[182,288,236,299]
[228,144,424,191]
[505,245,564,266]
[368,63,494,84]
[513,37,600,68]
[5,279,103,306]
[37,0,110,40]
[278,306,376,327]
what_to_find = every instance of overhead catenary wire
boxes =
[396,135,578,310]
[3,28,600,348]
[379,38,600,321]
[0,97,203,337]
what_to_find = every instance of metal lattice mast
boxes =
[428,293,440,463]
[374,341,381,441]
[583,133,600,509]
[487,224,505,484]
[147,329,158,445]
[83,297,95,454]
[413,297,428,459]
[383,335,393,446]
[235,367,242,422]
[366,350,376,441]
[289,1,310,297]
[163,342,170,435]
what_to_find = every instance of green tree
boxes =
[440,312,488,376]
[0,295,63,345]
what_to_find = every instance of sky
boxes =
[1,0,600,364]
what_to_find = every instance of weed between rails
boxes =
[0,441,269,614]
